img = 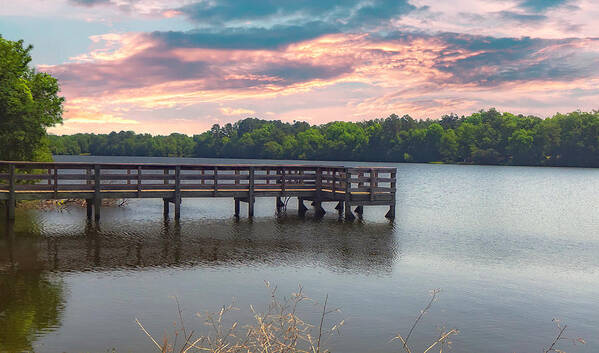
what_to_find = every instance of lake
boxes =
[1,156,598,353]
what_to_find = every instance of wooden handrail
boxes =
[0,162,396,195]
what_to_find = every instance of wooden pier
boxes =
[0,161,396,222]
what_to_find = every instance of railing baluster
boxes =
[370,168,375,201]
[213,166,218,195]
[94,164,101,220]
[53,166,58,197]
[7,164,16,220]
[174,166,181,220]
[137,166,142,197]
[248,166,255,217]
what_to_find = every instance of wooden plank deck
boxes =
[0,161,396,221]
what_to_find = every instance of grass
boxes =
[135,285,584,353]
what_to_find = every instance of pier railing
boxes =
[0,161,396,220]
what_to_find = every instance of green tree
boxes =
[0,36,64,161]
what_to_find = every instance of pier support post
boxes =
[6,200,15,221]
[86,199,93,219]
[344,170,355,221]
[174,198,181,220]
[93,164,101,221]
[298,197,308,217]
[276,197,284,214]
[248,167,255,218]
[313,201,325,218]
[335,201,344,218]
[385,205,395,219]
[248,198,254,217]
[163,198,170,217]
[344,201,355,221]
[354,205,363,216]
[234,198,240,217]
[174,166,181,220]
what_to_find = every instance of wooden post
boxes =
[332,169,336,197]
[315,167,322,201]
[276,197,284,214]
[47,168,52,186]
[53,166,58,198]
[385,205,396,219]
[280,168,286,194]
[86,199,93,219]
[355,205,364,215]
[234,198,240,217]
[369,168,375,202]
[137,166,142,198]
[248,167,255,217]
[127,169,131,185]
[385,170,396,219]
[163,198,169,217]
[335,201,344,218]
[94,164,101,221]
[235,169,240,185]
[298,197,307,217]
[314,167,325,218]
[213,166,218,196]
[174,166,181,220]
[7,164,15,221]
[344,169,355,221]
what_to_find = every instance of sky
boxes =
[1,0,598,135]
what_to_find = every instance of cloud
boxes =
[151,22,339,50]
[64,112,140,124]
[45,30,599,115]
[434,35,599,86]
[177,0,415,27]
[219,107,256,116]
[69,0,110,6]
[496,11,547,23]
[518,0,573,11]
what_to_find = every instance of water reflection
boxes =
[2,217,397,274]
[0,222,66,352]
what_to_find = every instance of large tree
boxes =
[0,36,64,161]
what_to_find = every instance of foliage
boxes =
[48,109,599,167]
[0,36,64,162]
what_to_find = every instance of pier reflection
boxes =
[2,218,398,274]
[0,216,397,351]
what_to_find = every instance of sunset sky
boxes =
[2,0,599,134]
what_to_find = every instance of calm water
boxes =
[1,156,599,353]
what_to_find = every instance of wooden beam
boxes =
[7,164,15,220]
[174,165,181,220]
[248,166,255,217]
[94,165,101,221]
[345,170,355,221]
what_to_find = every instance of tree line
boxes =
[48,109,599,167]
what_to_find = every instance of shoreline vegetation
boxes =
[136,286,582,353]
[48,109,599,168]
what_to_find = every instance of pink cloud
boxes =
[42,30,599,134]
